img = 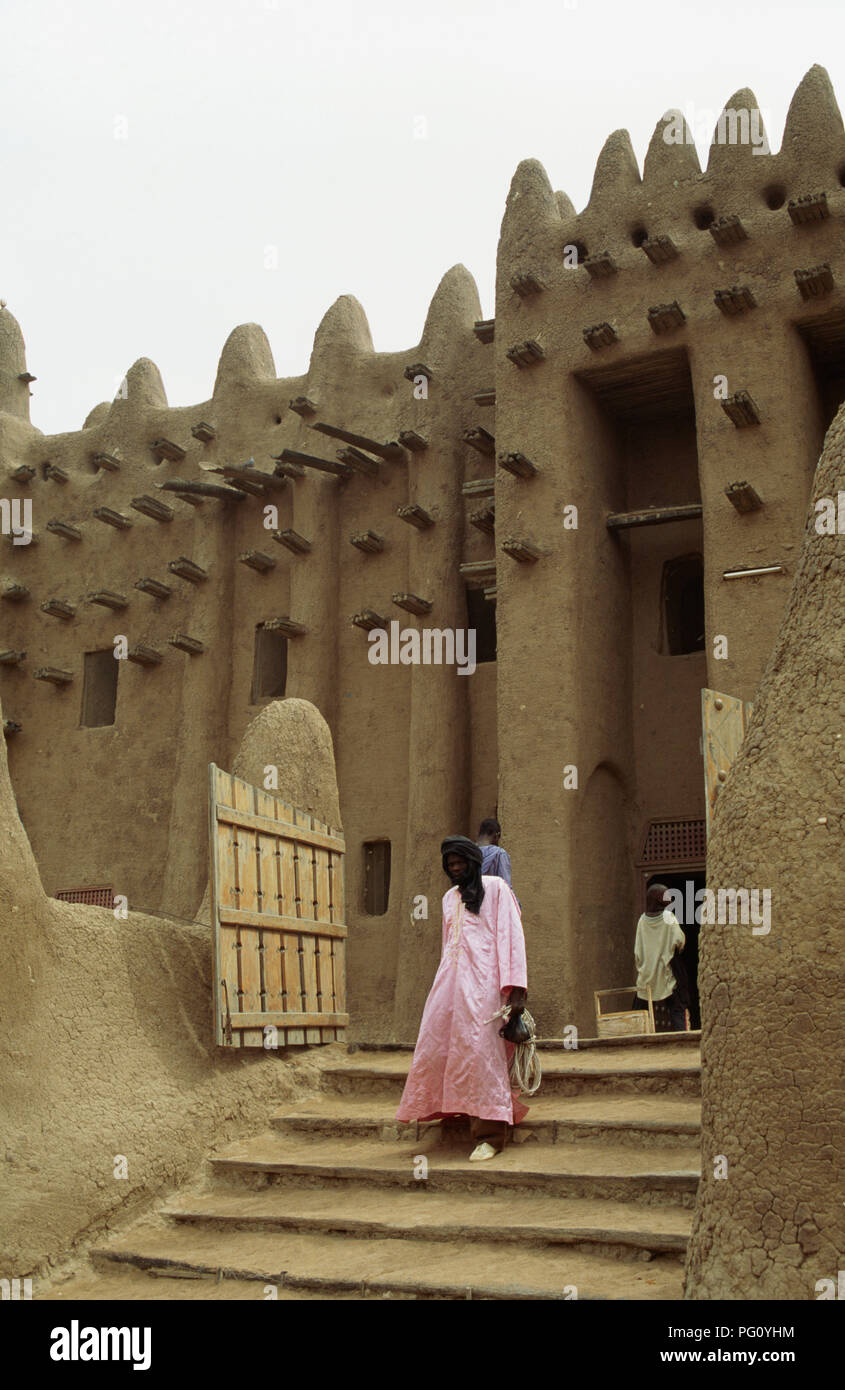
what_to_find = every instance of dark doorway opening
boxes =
[465,586,496,663]
[251,624,288,702]
[645,870,704,1029]
[663,553,705,655]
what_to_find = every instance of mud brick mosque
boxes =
[1,66,843,1047]
[1,62,843,1302]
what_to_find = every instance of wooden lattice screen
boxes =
[208,763,348,1048]
[54,886,115,907]
[638,819,707,867]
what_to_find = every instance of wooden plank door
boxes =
[701,689,754,836]
[208,763,348,1047]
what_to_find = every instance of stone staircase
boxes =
[45,1032,701,1301]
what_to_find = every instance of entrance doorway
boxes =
[645,871,704,1029]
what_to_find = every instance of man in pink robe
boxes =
[396,835,529,1160]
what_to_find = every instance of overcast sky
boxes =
[2,0,843,435]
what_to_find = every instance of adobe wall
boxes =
[0,695,341,1276]
[685,402,845,1299]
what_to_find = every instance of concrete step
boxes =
[270,1092,701,1147]
[348,1032,702,1054]
[40,1268,349,1301]
[89,1218,684,1300]
[209,1131,700,1206]
[163,1184,692,1259]
[322,1048,701,1100]
[539,1031,702,1052]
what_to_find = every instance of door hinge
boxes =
[221,978,234,1045]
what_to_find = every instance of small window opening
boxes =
[363,840,391,915]
[630,225,649,247]
[692,204,715,230]
[664,554,705,655]
[81,649,118,727]
[465,586,496,663]
[252,625,288,701]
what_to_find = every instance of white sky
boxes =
[2,0,844,435]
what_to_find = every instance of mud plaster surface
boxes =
[0,697,344,1275]
[685,405,845,1298]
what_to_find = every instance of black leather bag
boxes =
[500,1010,532,1045]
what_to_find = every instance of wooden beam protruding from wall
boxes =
[392,592,432,615]
[641,234,679,265]
[721,392,761,427]
[350,531,384,554]
[714,285,757,316]
[93,507,133,530]
[788,192,829,225]
[606,503,703,530]
[396,503,434,529]
[168,557,209,583]
[131,495,175,522]
[499,451,537,479]
[151,438,186,463]
[135,577,173,599]
[273,529,312,554]
[169,634,205,654]
[502,537,541,563]
[794,264,834,300]
[351,610,388,632]
[310,422,405,462]
[709,215,748,246]
[46,520,82,541]
[506,339,545,368]
[40,598,76,620]
[89,591,129,610]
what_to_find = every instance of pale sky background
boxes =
[2,0,844,435]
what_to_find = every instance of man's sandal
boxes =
[469,1142,498,1161]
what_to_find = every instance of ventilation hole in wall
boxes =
[839,164,845,188]
[692,204,715,230]
[274,414,283,425]
[763,183,786,210]
[630,225,648,247]
[566,240,588,264]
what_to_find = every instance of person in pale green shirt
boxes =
[634,882,686,1032]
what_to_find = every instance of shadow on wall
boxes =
[573,761,634,1030]
[0,694,341,1277]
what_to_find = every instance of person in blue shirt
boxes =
[477,817,512,886]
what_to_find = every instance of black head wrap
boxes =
[441,835,485,916]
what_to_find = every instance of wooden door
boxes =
[208,763,348,1047]
[701,689,754,836]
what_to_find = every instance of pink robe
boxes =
[396,875,529,1125]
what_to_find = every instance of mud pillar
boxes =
[685,403,845,1298]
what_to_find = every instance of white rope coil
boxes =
[484,1004,542,1096]
[507,1008,542,1096]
